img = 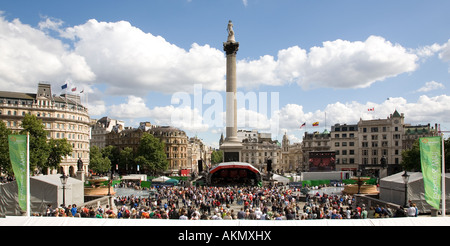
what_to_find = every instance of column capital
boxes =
[223,41,239,55]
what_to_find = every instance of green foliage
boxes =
[119,147,135,171]
[211,150,223,164]
[0,121,12,174]
[20,114,50,172]
[401,139,421,171]
[136,132,168,174]
[89,145,111,173]
[101,145,120,167]
[46,138,73,171]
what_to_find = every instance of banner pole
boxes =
[26,132,30,217]
[442,133,446,217]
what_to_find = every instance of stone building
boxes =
[226,130,281,173]
[0,83,90,176]
[148,126,189,175]
[327,110,438,178]
[187,136,212,175]
[281,133,304,173]
[301,130,332,171]
[90,116,124,149]
[330,123,359,172]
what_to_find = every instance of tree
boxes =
[101,145,120,169]
[401,139,421,171]
[119,147,135,172]
[211,150,223,164]
[20,114,50,173]
[0,121,12,175]
[136,133,168,175]
[89,145,111,174]
[46,138,73,173]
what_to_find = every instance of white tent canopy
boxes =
[152,176,171,183]
[272,174,290,185]
[380,172,450,214]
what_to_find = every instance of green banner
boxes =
[420,136,442,210]
[8,135,28,212]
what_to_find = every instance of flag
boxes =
[368,107,374,111]
[71,87,77,92]
[300,122,306,128]
[312,122,319,126]
[8,135,28,212]
[61,84,68,90]
[420,136,441,210]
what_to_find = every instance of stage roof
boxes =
[208,162,260,175]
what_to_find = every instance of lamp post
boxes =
[402,170,410,207]
[60,173,68,207]
[107,170,112,196]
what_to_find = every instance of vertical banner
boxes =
[420,136,442,210]
[8,135,28,212]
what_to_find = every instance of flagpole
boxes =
[26,132,30,217]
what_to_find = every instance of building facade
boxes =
[330,123,359,172]
[302,130,332,171]
[281,133,304,173]
[90,116,125,149]
[327,110,439,178]
[0,83,90,176]
[187,136,212,175]
[225,130,282,173]
[148,126,188,175]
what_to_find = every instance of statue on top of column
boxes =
[227,20,235,43]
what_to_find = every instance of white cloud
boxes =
[237,36,419,90]
[0,16,95,92]
[108,95,152,119]
[0,15,428,97]
[417,81,445,92]
[63,19,225,95]
[439,39,450,62]
[108,96,209,131]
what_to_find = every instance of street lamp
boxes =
[60,173,69,207]
[402,171,410,207]
[107,170,112,196]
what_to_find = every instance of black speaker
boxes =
[198,160,203,172]
[267,159,272,172]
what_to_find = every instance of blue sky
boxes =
[1,0,450,147]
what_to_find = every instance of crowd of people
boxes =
[38,185,420,220]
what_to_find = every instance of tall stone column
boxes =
[224,41,239,143]
[220,21,243,162]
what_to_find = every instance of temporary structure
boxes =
[0,174,84,216]
[30,175,84,214]
[271,174,290,185]
[152,176,171,183]
[380,172,450,213]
